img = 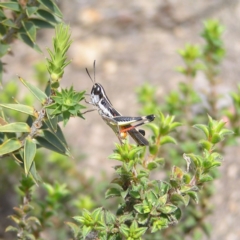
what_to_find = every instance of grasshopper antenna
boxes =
[86,67,94,84]
[93,60,96,84]
[85,60,96,84]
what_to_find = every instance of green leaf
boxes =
[5,226,18,232]
[24,137,36,176]
[158,194,167,206]
[146,123,159,137]
[159,204,178,214]
[72,216,85,224]
[149,144,158,155]
[30,18,54,28]
[134,227,148,238]
[105,210,116,224]
[159,181,170,195]
[0,8,6,18]
[199,140,212,151]
[171,193,188,206]
[160,135,177,145]
[105,188,121,199]
[134,204,144,214]
[37,130,71,156]
[0,61,2,85]
[128,146,143,159]
[201,222,211,237]
[92,207,103,221]
[26,216,41,226]
[29,162,41,184]
[0,44,10,57]
[42,130,70,150]
[17,33,42,53]
[120,189,129,199]
[66,222,80,238]
[219,128,234,137]
[35,136,63,155]
[187,191,199,203]
[199,174,213,183]
[147,190,158,203]
[37,0,62,18]
[147,161,159,170]
[82,225,92,239]
[36,9,58,23]
[108,153,122,161]
[119,224,129,237]
[137,214,149,225]
[0,138,22,155]
[211,133,221,144]
[55,124,68,146]
[1,18,17,28]
[0,2,20,11]
[193,124,209,138]
[26,6,38,16]
[151,218,169,233]
[0,122,30,133]
[129,189,141,199]
[118,213,133,224]
[169,122,182,131]
[22,21,37,43]
[45,109,58,132]
[0,103,35,116]
[19,77,47,103]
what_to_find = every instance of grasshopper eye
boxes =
[93,84,102,95]
[95,86,101,94]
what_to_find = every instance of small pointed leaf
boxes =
[108,153,122,161]
[0,2,20,11]
[0,104,35,116]
[1,19,17,28]
[36,9,58,23]
[19,77,47,103]
[0,138,22,155]
[37,0,62,18]
[147,161,159,170]
[5,226,18,233]
[146,123,159,137]
[22,21,36,42]
[193,124,209,138]
[66,222,80,238]
[17,33,42,53]
[24,137,36,176]
[0,61,3,85]
[105,188,121,199]
[28,162,41,184]
[35,130,71,157]
[0,122,30,133]
[26,6,38,16]
[160,136,177,145]
[0,44,10,57]
[159,204,178,214]
[45,109,58,131]
[30,18,54,28]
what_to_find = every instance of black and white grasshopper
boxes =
[85,61,155,146]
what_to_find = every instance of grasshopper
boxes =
[85,61,155,146]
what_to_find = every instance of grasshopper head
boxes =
[90,83,104,104]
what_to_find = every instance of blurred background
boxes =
[1,0,240,239]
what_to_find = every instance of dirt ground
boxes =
[2,0,240,239]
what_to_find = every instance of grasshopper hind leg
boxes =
[138,129,145,136]
[128,128,149,146]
